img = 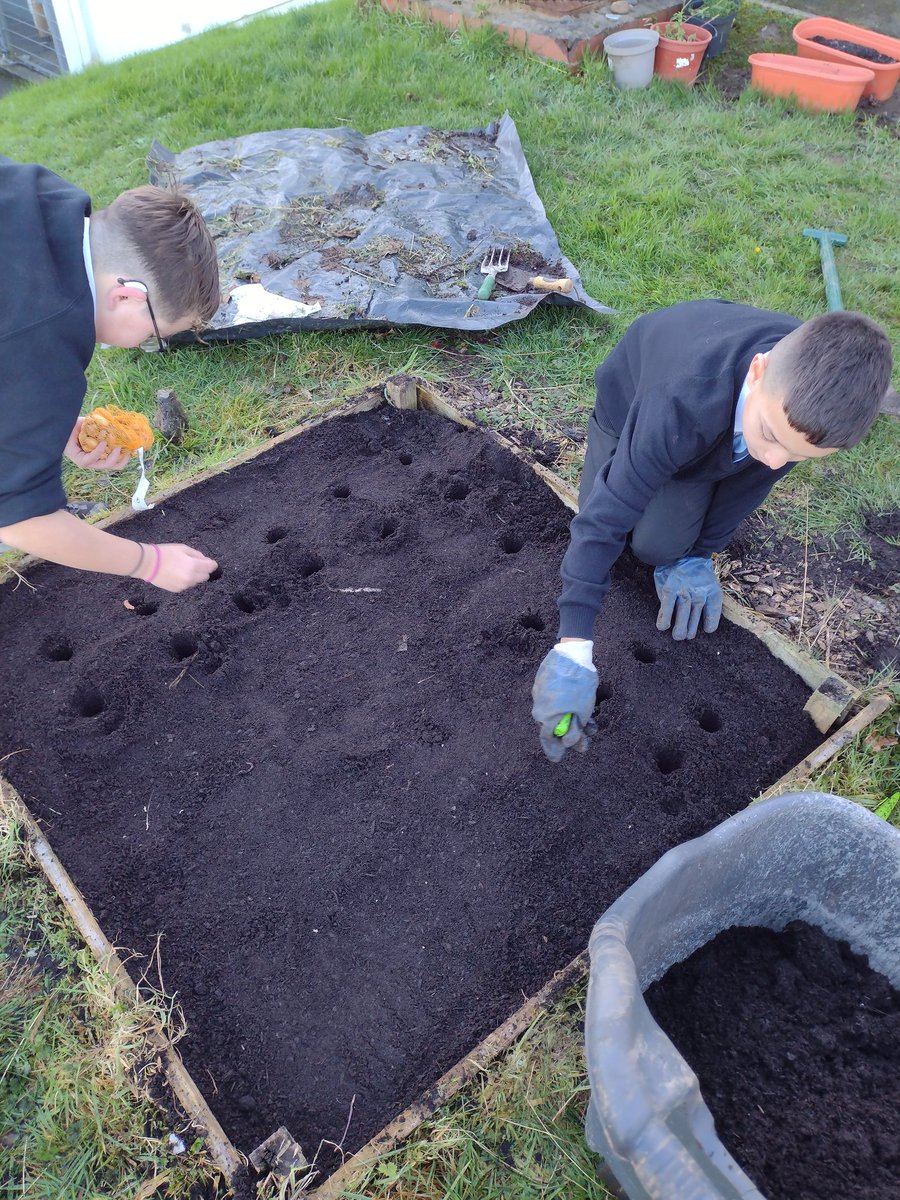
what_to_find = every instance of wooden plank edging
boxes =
[0,778,245,1183]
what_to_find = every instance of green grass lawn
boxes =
[0,1,898,1196]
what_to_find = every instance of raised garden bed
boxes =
[0,386,879,1193]
[646,920,900,1200]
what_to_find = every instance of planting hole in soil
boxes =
[71,685,105,718]
[445,479,470,501]
[646,920,900,1200]
[697,707,723,733]
[169,633,199,661]
[631,641,657,664]
[126,597,160,616]
[39,634,74,662]
[655,745,684,775]
[498,531,524,554]
[518,611,545,632]
[0,403,824,1180]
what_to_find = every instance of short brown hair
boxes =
[767,311,892,448]
[92,186,221,328]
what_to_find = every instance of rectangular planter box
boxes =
[792,16,900,102]
[1,381,887,1196]
[748,52,875,113]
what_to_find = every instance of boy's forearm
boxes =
[0,510,143,577]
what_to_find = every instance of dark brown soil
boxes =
[0,405,822,1182]
[810,36,897,65]
[645,920,900,1200]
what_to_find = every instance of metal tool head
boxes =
[803,227,848,247]
[480,246,510,275]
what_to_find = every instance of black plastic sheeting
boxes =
[148,113,611,341]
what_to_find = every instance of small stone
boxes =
[610,1,630,11]
[237,1094,257,1112]
[154,388,189,445]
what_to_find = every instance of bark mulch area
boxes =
[645,920,900,1200]
[723,508,900,683]
[0,405,822,1181]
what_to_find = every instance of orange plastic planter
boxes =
[792,17,900,103]
[654,22,713,86]
[748,53,874,112]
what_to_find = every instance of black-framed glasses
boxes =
[117,277,167,353]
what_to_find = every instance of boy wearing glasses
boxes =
[0,156,221,591]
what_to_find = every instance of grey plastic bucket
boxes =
[603,28,660,90]
[584,791,900,1200]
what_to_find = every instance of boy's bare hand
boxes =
[64,417,130,470]
[143,545,218,592]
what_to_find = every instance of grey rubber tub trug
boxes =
[584,791,900,1200]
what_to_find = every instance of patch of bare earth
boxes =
[723,509,900,684]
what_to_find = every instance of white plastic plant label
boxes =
[131,447,155,511]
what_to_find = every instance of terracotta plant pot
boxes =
[748,52,875,113]
[792,16,900,103]
[653,21,713,87]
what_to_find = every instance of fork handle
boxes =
[477,275,496,301]
[531,276,574,294]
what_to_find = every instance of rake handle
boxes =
[802,228,846,313]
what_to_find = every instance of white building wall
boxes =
[52,0,316,73]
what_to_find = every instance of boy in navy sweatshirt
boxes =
[532,299,892,762]
[0,157,221,592]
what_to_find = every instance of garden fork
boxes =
[477,245,510,300]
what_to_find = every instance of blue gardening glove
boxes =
[532,644,599,763]
[654,556,723,641]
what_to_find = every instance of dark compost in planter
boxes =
[0,404,822,1174]
[810,36,897,65]
[645,920,900,1200]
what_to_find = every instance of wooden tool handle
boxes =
[531,276,574,294]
